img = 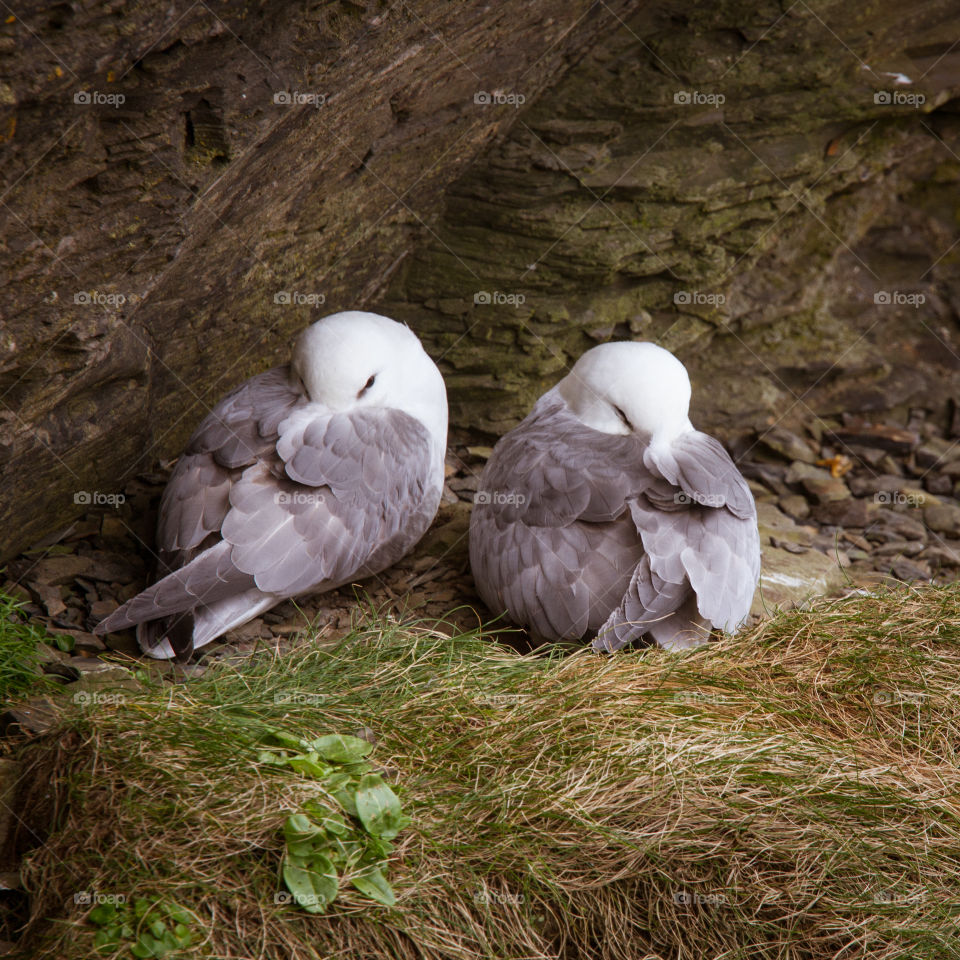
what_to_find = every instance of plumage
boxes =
[469,341,760,652]
[95,311,448,660]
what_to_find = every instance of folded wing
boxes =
[595,435,760,651]
[96,385,436,654]
[470,395,649,639]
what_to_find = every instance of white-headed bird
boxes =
[469,341,759,652]
[96,311,448,659]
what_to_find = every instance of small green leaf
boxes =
[351,865,396,906]
[282,852,339,914]
[301,798,332,821]
[93,927,119,950]
[88,903,117,925]
[355,774,410,839]
[261,727,306,750]
[363,835,394,860]
[343,760,373,776]
[283,813,325,857]
[149,919,166,939]
[328,836,364,868]
[321,772,352,792]
[133,932,161,959]
[310,734,373,763]
[158,928,179,953]
[333,787,359,818]
[166,904,193,925]
[288,754,330,778]
[320,814,350,836]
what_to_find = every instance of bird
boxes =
[95,310,448,660]
[469,340,760,652]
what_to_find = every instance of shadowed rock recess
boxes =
[0,0,630,560]
[3,0,960,567]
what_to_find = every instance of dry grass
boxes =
[14,585,960,959]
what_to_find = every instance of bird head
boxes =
[290,311,448,445]
[556,341,693,444]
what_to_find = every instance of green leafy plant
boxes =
[258,729,410,913]
[87,898,194,958]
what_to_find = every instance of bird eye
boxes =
[357,373,376,398]
[613,405,632,429]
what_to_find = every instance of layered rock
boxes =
[0,0,630,559]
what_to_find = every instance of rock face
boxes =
[379,1,960,440]
[3,0,960,561]
[0,0,631,560]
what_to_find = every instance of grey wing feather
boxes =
[596,476,760,650]
[645,431,755,519]
[478,395,646,526]
[156,454,232,570]
[95,541,257,632]
[678,503,761,631]
[637,431,760,632]
[470,395,648,640]
[157,367,302,570]
[593,555,692,652]
[225,408,437,596]
[472,517,644,640]
[189,367,300,468]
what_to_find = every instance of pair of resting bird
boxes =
[95,311,761,660]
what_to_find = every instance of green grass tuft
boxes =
[0,591,59,706]
[14,585,960,959]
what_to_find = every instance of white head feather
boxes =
[290,310,448,459]
[556,341,693,444]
